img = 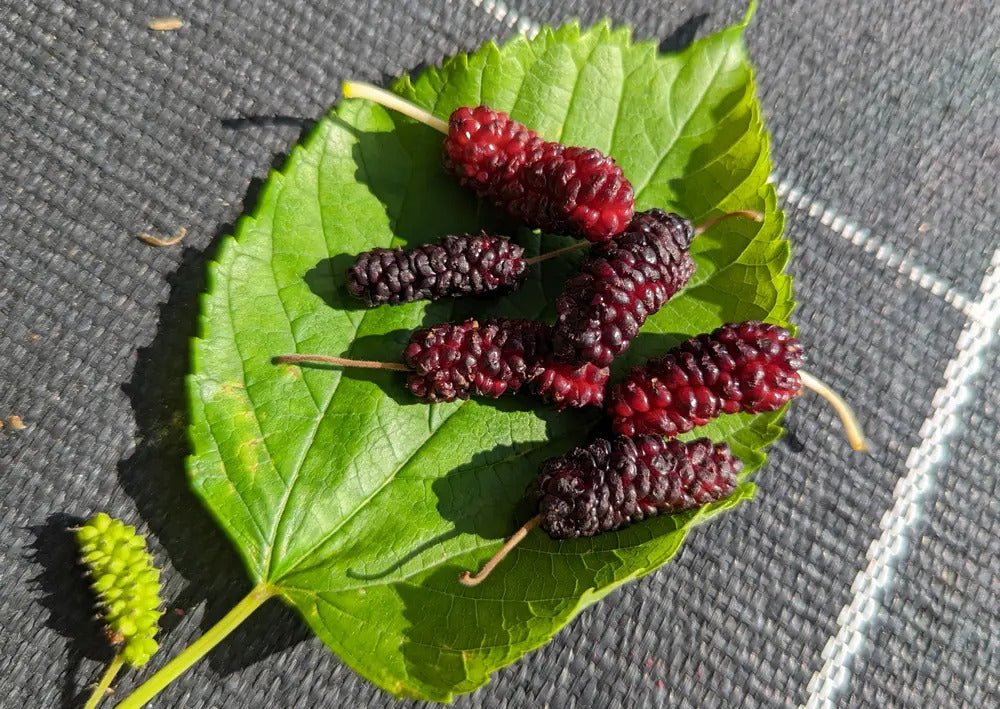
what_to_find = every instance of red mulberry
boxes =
[341,82,634,241]
[403,318,547,402]
[403,318,611,408]
[552,209,696,367]
[346,234,526,306]
[276,318,607,410]
[608,321,805,437]
[443,106,634,242]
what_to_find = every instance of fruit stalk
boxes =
[342,81,448,133]
[272,354,410,371]
[693,209,762,235]
[459,516,542,587]
[798,370,868,451]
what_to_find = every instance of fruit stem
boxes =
[115,585,274,709]
[458,515,542,587]
[273,353,411,372]
[342,81,449,134]
[82,653,124,709]
[694,210,764,235]
[799,370,868,451]
[524,241,589,265]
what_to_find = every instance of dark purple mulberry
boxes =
[458,435,741,585]
[443,106,634,242]
[551,209,696,367]
[608,321,805,437]
[346,234,526,307]
[535,437,740,539]
[403,318,548,403]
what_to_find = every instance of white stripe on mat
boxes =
[467,0,539,35]
[774,178,974,314]
[802,248,1000,708]
[463,0,974,313]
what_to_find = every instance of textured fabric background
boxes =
[2,1,998,707]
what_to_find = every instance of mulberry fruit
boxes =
[608,321,804,438]
[278,319,606,410]
[552,209,696,366]
[403,318,548,402]
[346,234,527,306]
[535,436,740,539]
[459,437,740,585]
[443,106,635,241]
[76,513,162,667]
[341,81,634,242]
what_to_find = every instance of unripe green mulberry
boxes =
[76,513,163,667]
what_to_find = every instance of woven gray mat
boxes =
[2,1,998,707]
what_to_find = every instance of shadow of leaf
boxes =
[117,164,312,678]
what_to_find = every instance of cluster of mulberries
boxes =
[76,513,162,667]
[298,86,823,575]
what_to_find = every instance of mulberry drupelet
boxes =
[458,436,741,585]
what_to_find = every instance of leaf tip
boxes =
[741,0,758,30]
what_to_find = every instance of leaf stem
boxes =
[524,241,589,266]
[115,585,274,709]
[799,370,868,451]
[272,354,410,371]
[83,653,124,709]
[459,515,542,586]
[693,210,763,235]
[342,81,449,134]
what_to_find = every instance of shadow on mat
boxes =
[116,137,313,678]
[27,513,111,709]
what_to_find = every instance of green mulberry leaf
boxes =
[188,10,792,701]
